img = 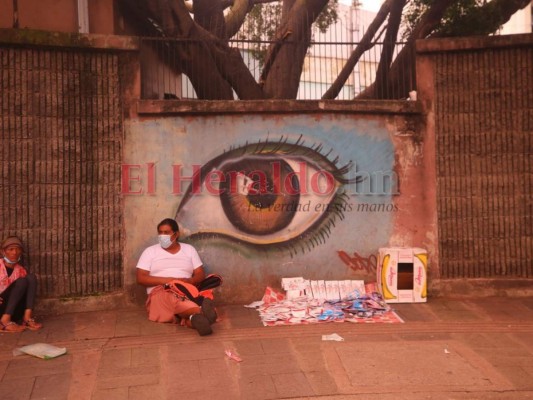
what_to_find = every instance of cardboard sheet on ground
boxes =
[255,288,404,326]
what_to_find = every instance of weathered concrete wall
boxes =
[0,0,114,34]
[124,101,433,304]
[416,33,533,291]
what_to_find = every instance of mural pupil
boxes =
[219,158,301,235]
[247,176,277,208]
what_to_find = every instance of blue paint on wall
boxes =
[125,113,397,299]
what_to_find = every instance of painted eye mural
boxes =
[175,135,361,256]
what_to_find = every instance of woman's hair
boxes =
[157,218,179,233]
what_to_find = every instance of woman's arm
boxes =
[136,268,176,287]
[177,266,206,286]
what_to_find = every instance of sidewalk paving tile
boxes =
[239,374,278,400]
[3,354,72,380]
[2,297,533,399]
[0,376,34,400]
[303,370,339,395]
[272,371,316,397]
[91,387,128,400]
[32,372,70,399]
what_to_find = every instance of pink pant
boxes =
[146,286,199,323]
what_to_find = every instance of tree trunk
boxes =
[193,0,227,39]
[118,0,265,100]
[262,0,328,99]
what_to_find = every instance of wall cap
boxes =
[416,33,533,54]
[0,28,139,51]
[137,99,423,115]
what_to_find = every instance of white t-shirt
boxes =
[136,242,203,294]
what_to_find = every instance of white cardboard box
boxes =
[377,247,428,303]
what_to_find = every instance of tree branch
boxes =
[224,0,252,38]
[433,0,533,37]
[357,0,455,99]
[323,0,391,100]
[373,0,407,99]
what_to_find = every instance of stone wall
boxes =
[0,30,137,299]
[417,34,533,282]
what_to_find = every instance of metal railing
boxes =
[140,36,411,101]
[139,6,413,102]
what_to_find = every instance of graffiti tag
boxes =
[337,250,377,273]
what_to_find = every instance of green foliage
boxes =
[237,0,339,67]
[243,2,282,66]
[402,0,506,39]
[316,0,339,33]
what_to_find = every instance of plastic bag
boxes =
[13,343,67,359]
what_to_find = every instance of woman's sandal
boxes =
[0,321,26,333]
[22,318,43,331]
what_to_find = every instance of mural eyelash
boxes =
[266,191,350,258]
[223,134,359,185]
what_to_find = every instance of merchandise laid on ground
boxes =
[246,278,404,326]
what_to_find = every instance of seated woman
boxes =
[0,236,42,332]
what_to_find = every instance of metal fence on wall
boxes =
[139,7,412,101]
[0,45,124,298]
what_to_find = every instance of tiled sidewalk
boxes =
[2,298,533,399]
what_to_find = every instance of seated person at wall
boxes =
[0,236,43,333]
[136,218,217,336]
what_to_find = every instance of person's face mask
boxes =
[3,255,21,264]
[3,245,22,264]
[158,234,174,249]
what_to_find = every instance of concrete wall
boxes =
[0,0,114,34]
[124,101,433,304]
